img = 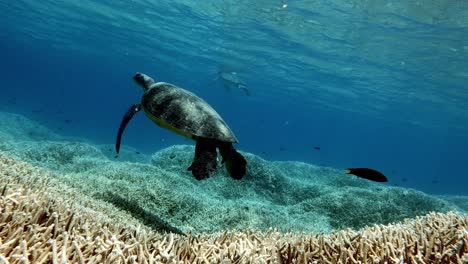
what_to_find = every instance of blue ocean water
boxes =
[1,1,467,195]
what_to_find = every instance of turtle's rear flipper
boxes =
[188,138,218,180]
[116,103,142,154]
[218,142,247,180]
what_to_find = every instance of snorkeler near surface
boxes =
[116,72,247,180]
[216,69,251,96]
[345,168,388,182]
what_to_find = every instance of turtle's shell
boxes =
[141,82,238,143]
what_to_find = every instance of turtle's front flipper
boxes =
[188,138,218,180]
[218,143,247,180]
[115,103,142,154]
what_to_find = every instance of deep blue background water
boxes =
[1,1,468,195]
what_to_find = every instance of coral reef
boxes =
[0,112,61,142]
[0,119,463,233]
[0,112,464,235]
[1,153,467,263]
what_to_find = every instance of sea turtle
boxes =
[115,73,247,180]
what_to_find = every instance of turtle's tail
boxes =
[218,142,247,180]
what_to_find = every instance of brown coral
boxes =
[0,153,467,263]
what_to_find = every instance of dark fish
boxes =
[135,151,140,154]
[64,119,72,123]
[313,146,321,150]
[345,168,388,182]
[169,154,176,159]
[401,177,408,182]
[279,147,286,151]
[431,179,439,184]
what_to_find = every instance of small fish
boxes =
[313,146,321,150]
[279,147,286,151]
[135,151,140,154]
[345,168,388,182]
[64,119,72,123]
[169,154,176,159]
[401,177,408,182]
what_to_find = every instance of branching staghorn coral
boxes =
[0,153,467,263]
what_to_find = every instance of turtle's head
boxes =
[133,73,155,92]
